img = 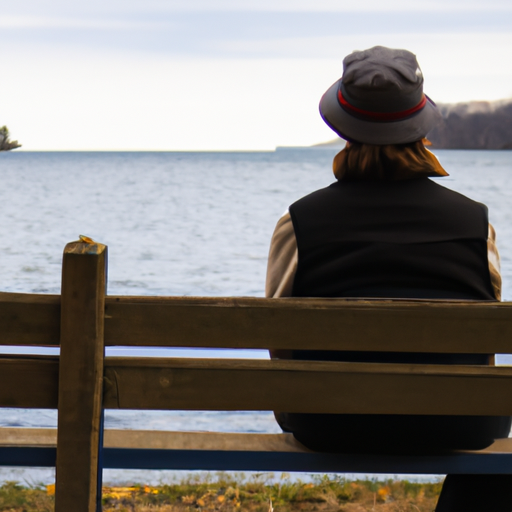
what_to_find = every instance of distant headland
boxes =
[302,98,512,150]
[428,99,512,149]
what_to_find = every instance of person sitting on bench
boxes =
[266,45,512,512]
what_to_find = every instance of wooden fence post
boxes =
[55,239,107,512]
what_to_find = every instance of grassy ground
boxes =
[0,474,443,511]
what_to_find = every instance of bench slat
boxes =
[0,293,60,346]
[3,355,512,416]
[103,357,512,416]
[4,294,512,354]
[0,357,58,408]
[104,297,512,353]
[4,427,512,453]
[2,428,512,474]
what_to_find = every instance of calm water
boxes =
[1,149,511,484]
[1,149,511,297]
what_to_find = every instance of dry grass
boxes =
[0,474,443,512]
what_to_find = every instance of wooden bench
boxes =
[2,239,512,512]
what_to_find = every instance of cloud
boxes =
[217,32,512,71]
[2,10,511,59]
[155,0,512,11]
[0,15,153,29]
[5,0,512,13]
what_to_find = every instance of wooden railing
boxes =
[2,239,512,512]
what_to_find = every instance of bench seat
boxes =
[1,427,512,474]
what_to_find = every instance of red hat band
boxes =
[337,88,427,123]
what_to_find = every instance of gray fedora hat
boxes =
[319,46,441,145]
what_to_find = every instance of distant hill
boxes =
[428,99,512,149]
[311,99,512,150]
[311,138,346,149]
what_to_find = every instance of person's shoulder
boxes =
[425,179,488,211]
[289,182,343,209]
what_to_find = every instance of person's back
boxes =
[266,46,511,511]
[290,177,494,300]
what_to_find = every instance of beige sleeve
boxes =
[488,223,502,301]
[265,211,298,298]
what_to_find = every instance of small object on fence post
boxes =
[55,237,107,512]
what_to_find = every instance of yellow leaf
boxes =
[378,487,390,497]
[46,484,55,496]
[79,235,96,244]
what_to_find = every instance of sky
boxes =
[2,0,512,151]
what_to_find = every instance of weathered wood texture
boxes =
[0,292,59,346]
[4,294,512,354]
[105,297,512,353]
[0,357,58,408]
[0,428,58,447]
[0,428,307,452]
[5,427,512,454]
[103,357,512,416]
[4,428,512,474]
[2,354,512,416]
[55,241,107,512]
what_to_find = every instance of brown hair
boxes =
[332,139,448,181]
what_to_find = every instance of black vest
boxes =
[289,178,495,301]
[282,180,505,439]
